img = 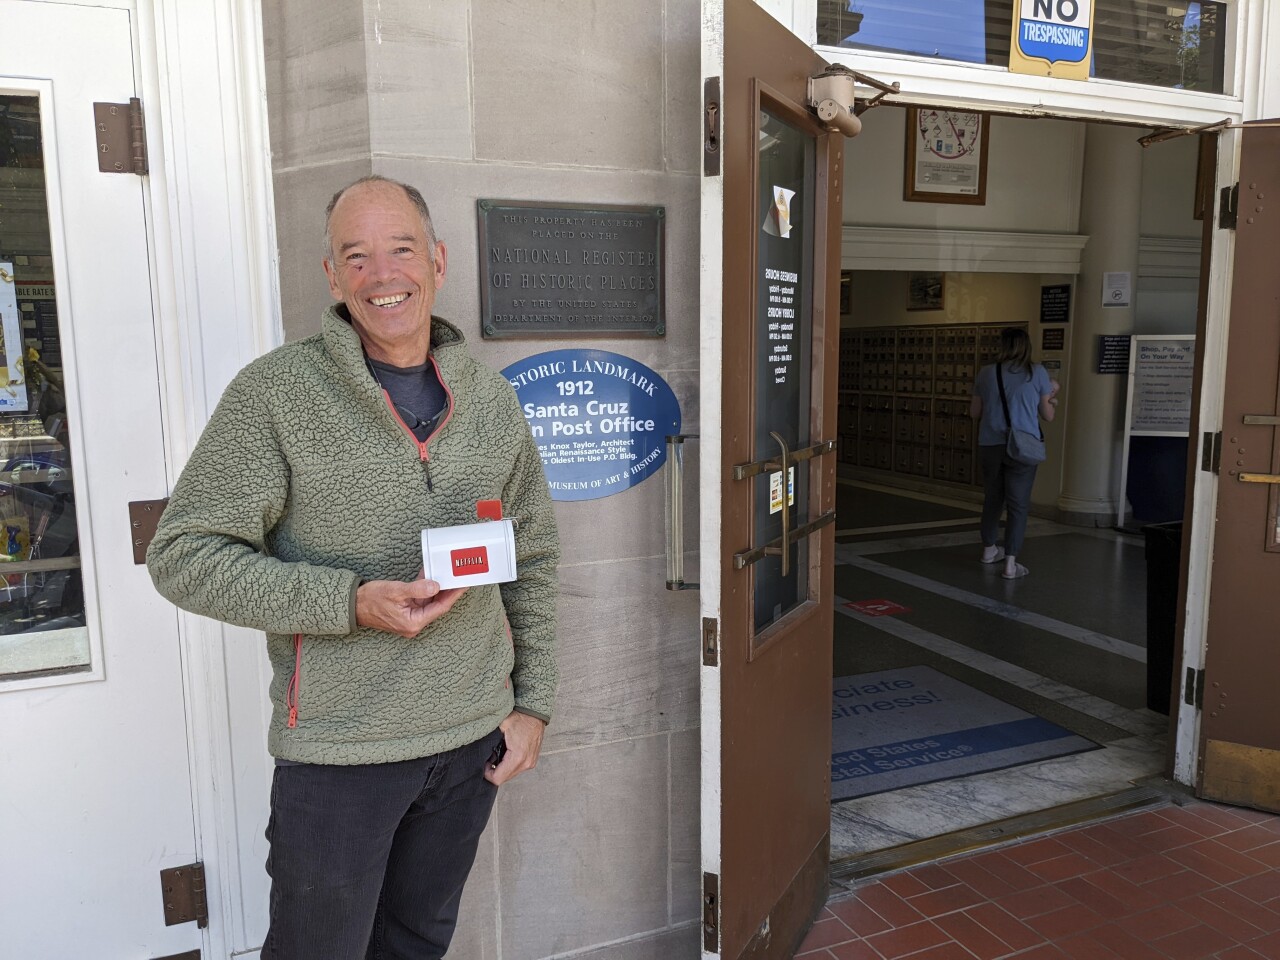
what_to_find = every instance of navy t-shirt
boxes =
[369,358,447,441]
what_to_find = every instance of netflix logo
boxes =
[423,519,516,588]
[450,546,490,577]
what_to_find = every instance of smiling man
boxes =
[147,175,560,960]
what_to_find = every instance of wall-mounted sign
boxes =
[1010,0,1096,81]
[1042,328,1065,351]
[1098,334,1130,374]
[478,200,664,339]
[1040,283,1071,324]
[502,349,680,502]
[1102,271,1131,308]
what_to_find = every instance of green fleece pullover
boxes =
[147,307,559,764]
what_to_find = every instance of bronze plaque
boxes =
[477,200,664,339]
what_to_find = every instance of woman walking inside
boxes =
[970,327,1059,580]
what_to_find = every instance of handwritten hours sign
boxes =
[478,200,664,339]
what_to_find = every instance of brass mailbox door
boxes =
[1198,122,1280,812]
[700,1,843,956]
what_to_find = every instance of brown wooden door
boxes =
[1197,122,1280,813]
[701,2,844,956]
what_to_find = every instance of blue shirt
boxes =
[974,361,1052,446]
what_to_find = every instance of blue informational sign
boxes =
[1016,0,1093,65]
[502,349,681,502]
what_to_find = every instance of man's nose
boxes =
[366,250,397,280]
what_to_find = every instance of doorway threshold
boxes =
[830,785,1171,885]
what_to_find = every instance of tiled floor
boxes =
[829,492,1167,860]
[800,798,1280,959]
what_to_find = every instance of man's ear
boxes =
[323,257,342,301]
[432,242,449,290]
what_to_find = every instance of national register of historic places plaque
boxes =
[477,199,665,339]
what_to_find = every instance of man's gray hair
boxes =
[323,175,439,262]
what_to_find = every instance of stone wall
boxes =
[262,2,703,957]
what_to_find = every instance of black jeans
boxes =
[979,444,1039,556]
[261,728,503,960]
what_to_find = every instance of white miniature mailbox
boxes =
[421,500,517,589]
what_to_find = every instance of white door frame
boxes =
[3,0,277,955]
[110,0,281,955]
[750,0,1280,790]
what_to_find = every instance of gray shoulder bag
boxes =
[996,364,1046,465]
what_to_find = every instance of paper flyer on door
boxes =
[0,264,29,412]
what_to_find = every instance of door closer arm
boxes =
[807,65,899,138]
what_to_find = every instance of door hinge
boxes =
[94,97,148,175]
[703,871,720,953]
[1219,182,1239,229]
[702,617,719,667]
[1201,431,1222,474]
[1185,667,1206,709]
[160,862,209,928]
[129,498,170,564]
[704,78,721,178]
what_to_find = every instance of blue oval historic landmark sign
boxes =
[502,349,681,502]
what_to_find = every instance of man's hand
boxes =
[484,710,545,786]
[355,579,465,638]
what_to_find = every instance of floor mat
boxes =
[832,664,1098,802]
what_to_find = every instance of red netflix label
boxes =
[451,546,490,576]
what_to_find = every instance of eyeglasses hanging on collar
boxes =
[364,357,443,437]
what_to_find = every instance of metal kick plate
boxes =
[129,498,169,564]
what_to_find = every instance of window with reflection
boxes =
[0,95,86,680]
[817,1,1227,94]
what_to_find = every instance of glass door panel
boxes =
[0,94,86,678]
[752,105,815,634]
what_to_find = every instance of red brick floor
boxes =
[798,799,1280,959]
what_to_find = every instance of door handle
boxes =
[1236,415,1280,483]
[664,434,699,590]
[772,432,792,577]
[732,433,837,574]
[733,512,837,572]
[732,438,835,480]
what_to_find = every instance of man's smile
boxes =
[369,292,411,308]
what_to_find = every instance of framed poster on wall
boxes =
[906,272,945,311]
[905,108,989,205]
